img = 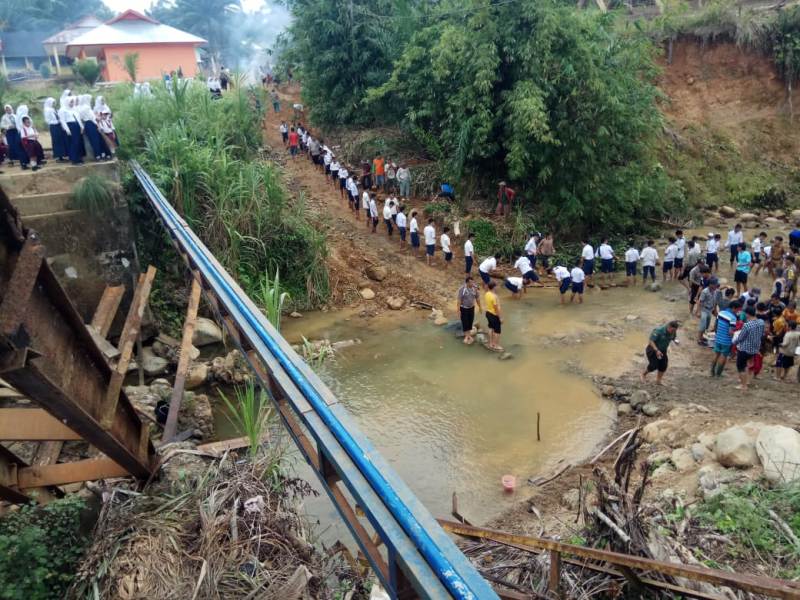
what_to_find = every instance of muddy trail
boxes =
[261,89,464,314]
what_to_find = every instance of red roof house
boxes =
[66,10,206,82]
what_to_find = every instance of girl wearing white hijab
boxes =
[20,115,45,171]
[44,98,68,162]
[59,96,84,164]
[93,95,110,117]
[1,104,25,166]
[77,95,110,161]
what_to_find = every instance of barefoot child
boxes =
[464,232,475,274]
[553,265,571,305]
[624,242,639,286]
[478,254,500,288]
[484,281,503,351]
[410,211,420,255]
[424,219,436,265]
[440,226,452,269]
[641,240,658,284]
[396,206,407,246]
[570,263,585,303]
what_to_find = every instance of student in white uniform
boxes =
[673,229,686,279]
[553,265,571,305]
[361,189,371,227]
[725,224,743,269]
[752,231,767,276]
[478,254,501,288]
[580,239,595,286]
[440,226,452,269]
[640,240,659,283]
[368,194,379,233]
[663,236,678,281]
[464,232,475,274]
[524,233,538,269]
[624,242,640,286]
[705,233,720,273]
[570,263,586,304]
[597,238,615,285]
[424,219,437,265]
[409,210,420,255]
[513,254,539,284]
[396,206,407,246]
[504,275,526,298]
[383,200,394,236]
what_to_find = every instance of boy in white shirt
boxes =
[597,238,615,285]
[752,231,767,276]
[464,232,475,274]
[396,206,407,246]
[624,242,640,286]
[409,210,420,255]
[673,230,686,279]
[338,166,349,200]
[663,236,678,281]
[368,194,379,234]
[524,233,538,269]
[580,238,595,286]
[383,201,394,236]
[553,265,571,304]
[478,254,501,288]
[514,254,539,284]
[725,224,743,269]
[705,233,720,273]
[361,189,371,227]
[570,264,586,304]
[440,227,452,269]
[424,219,437,265]
[504,276,526,298]
[640,240,658,283]
[346,175,357,215]
[329,158,340,187]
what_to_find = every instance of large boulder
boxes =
[790,208,800,220]
[192,317,223,347]
[386,296,406,310]
[756,425,800,484]
[764,216,782,225]
[719,205,737,218]
[714,425,759,468]
[629,389,651,409]
[365,264,388,282]
[185,363,209,390]
[671,448,696,472]
[739,212,758,222]
[139,346,169,377]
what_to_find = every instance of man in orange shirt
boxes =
[373,155,386,191]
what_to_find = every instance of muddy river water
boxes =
[275,282,688,541]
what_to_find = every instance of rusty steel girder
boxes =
[0,187,155,490]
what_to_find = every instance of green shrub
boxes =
[0,496,88,600]
[70,174,117,214]
[39,63,51,79]
[465,219,499,256]
[74,59,101,86]
[422,201,451,218]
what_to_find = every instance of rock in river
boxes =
[719,205,737,218]
[193,317,223,347]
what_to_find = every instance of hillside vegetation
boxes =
[278,0,800,236]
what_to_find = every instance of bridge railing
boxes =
[131,161,498,600]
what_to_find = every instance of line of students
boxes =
[1,91,118,171]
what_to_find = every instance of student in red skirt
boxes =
[20,116,45,171]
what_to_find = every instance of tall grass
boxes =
[109,79,329,308]
[70,174,117,214]
[219,382,272,458]
[257,269,290,331]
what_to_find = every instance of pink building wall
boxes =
[99,44,199,82]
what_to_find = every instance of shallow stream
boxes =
[275,283,683,541]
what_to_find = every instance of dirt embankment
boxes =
[657,39,800,207]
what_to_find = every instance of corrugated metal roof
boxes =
[43,15,104,45]
[66,19,206,57]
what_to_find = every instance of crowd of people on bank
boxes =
[275,118,800,384]
[0,90,118,171]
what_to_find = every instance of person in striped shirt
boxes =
[710,300,740,377]
[734,306,766,391]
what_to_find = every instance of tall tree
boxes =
[1,0,110,32]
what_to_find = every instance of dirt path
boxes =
[262,88,467,315]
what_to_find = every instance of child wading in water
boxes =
[484,281,503,351]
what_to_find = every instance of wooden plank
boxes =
[17,457,129,489]
[548,550,561,598]
[101,266,156,428]
[438,520,800,599]
[89,285,125,338]
[0,238,44,343]
[0,444,30,503]
[0,408,82,440]
[195,432,269,456]
[162,278,201,442]
[32,441,63,466]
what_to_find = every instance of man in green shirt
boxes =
[640,320,680,385]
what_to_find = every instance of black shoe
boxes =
[32,166,40,172]
[21,164,29,170]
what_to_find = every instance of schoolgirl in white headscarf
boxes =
[59,96,84,164]
[1,104,25,165]
[44,97,69,162]
[93,95,110,116]
[77,95,110,161]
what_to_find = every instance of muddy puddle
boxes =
[275,283,687,541]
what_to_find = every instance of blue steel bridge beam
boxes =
[131,163,497,600]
